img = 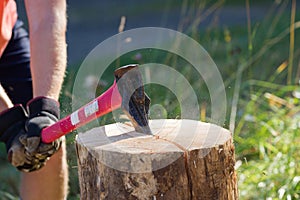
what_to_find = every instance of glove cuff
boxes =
[0,105,27,140]
[27,96,60,118]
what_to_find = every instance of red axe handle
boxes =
[41,80,122,143]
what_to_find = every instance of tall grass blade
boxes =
[288,0,296,84]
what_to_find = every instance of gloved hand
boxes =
[0,105,32,171]
[23,96,62,170]
[0,98,62,172]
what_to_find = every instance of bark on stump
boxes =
[75,119,238,200]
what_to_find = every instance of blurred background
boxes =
[16,0,272,66]
[1,0,300,199]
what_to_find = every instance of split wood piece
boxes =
[75,119,238,200]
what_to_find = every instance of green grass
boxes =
[236,95,300,199]
[1,0,300,199]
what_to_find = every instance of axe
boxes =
[41,64,151,143]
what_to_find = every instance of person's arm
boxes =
[21,1,68,199]
[24,0,67,100]
[0,84,13,112]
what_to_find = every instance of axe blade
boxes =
[114,64,152,134]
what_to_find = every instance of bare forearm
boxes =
[0,84,13,112]
[30,28,67,100]
[21,1,69,199]
[25,0,67,100]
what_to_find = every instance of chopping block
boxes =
[75,119,238,200]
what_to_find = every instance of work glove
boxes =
[0,105,31,171]
[0,98,62,172]
[22,96,62,171]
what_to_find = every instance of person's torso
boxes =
[0,0,17,57]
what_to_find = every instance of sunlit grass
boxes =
[236,93,300,199]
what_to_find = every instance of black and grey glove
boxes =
[24,97,62,168]
[0,98,62,172]
[0,105,31,171]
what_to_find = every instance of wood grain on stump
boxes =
[75,119,238,200]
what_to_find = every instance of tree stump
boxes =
[75,119,238,200]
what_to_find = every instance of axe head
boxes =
[114,64,152,134]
